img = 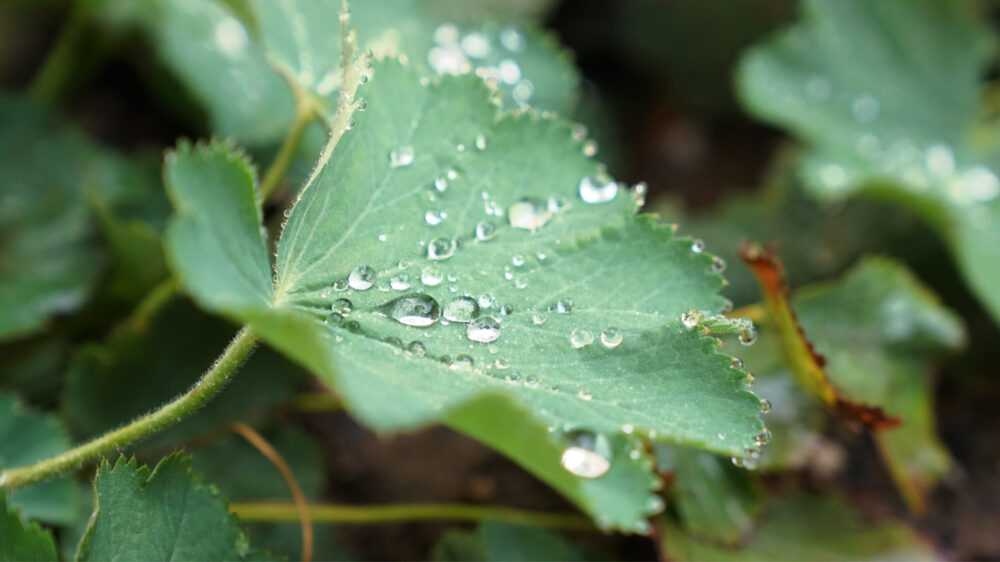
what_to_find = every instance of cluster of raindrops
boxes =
[427,23,535,107]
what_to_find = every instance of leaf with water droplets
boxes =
[738,0,1000,323]
[164,60,764,531]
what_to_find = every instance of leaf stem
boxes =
[29,3,88,103]
[230,501,595,530]
[258,97,315,201]
[128,277,181,332]
[0,328,258,491]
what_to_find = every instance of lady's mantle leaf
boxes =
[76,454,266,561]
[0,492,57,562]
[164,60,764,531]
[737,0,1000,323]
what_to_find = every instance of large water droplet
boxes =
[348,265,375,290]
[579,174,618,204]
[443,296,479,323]
[427,238,456,260]
[560,430,612,479]
[377,293,440,327]
[389,145,415,167]
[508,199,551,231]
[467,316,500,343]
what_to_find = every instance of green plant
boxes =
[1,0,996,559]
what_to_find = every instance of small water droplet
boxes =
[450,354,474,370]
[474,134,488,150]
[348,265,376,290]
[730,357,744,369]
[499,27,525,52]
[407,340,426,356]
[333,278,349,292]
[646,496,665,515]
[579,174,618,204]
[560,430,611,478]
[331,298,353,315]
[691,239,705,253]
[759,398,772,413]
[531,313,547,325]
[755,429,772,445]
[524,375,539,388]
[475,220,497,241]
[389,145,415,167]
[680,310,701,328]
[552,299,574,314]
[571,123,588,141]
[508,199,552,231]
[739,325,758,346]
[570,328,594,349]
[467,316,500,343]
[421,266,443,286]
[424,210,446,226]
[377,293,440,327]
[511,254,526,267]
[582,139,598,157]
[390,273,411,291]
[478,294,495,308]
[443,296,479,323]
[427,238,456,260]
[356,98,367,111]
[600,328,623,348]
[578,389,594,400]
[711,256,726,274]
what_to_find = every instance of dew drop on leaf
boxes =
[478,294,495,309]
[559,430,612,479]
[739,325,758,346]
[377,293,440,327]
[570,328,594,349]
[531,313,547,325]
[450,354,474,370]
[389,273,411,291]
[348,265,375,290]
[333,278,349,292]
[475,220,497,241]
[406,340,426,356]
[443,296,478,323]
[691,238,705,253]
[759,398,772,413]
[467,316,501,343]
[508,199,551,231]
[424,210,446,226]
[331,298,352,316]
[421,266,443,286]
[578,174,618,204]
[680,309,701,328]
[389,145,415,167]
[600,327,623,348]
[582,139,598,157]
[427,238,456,260]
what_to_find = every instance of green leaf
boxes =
[0,393,78,525]
[62,297,303,447]
[77,454,264,561]
[0,491,57,562]
[792,257,964,510]
[433,520,602,562]
[0,95,157,341]
[654,445,760,545]
[659,492,935,561]
[737,0,1000,322]
[164,60,764,530]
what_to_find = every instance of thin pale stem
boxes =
[128,277,180,332]
[230,501,595,530]
[258,99,315,201]
[29,4,88,103]
[0,328,258,490]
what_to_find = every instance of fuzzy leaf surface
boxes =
[0,492,57,562]
[165,60,764,530]
[76,454,264,561]
[738,0,1000,322]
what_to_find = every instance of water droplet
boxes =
[333,278,349,292]
[552,299,574,314]
[443,296,478,323]
[531,313,547,325]
[428,42,468,75]
[421,266,443,286]
[582,139,598,157]
[450,354,474,370]
[578,389,593,401]
[348,265,376,290]
[467,316,500,343]
[578,174,618,204]
[500,304,513,316]
[474,133,488,150]
[389,145,415,167]
[755,429,772,445]
[711,256,727,274]
[504,373,522,385]
[546,196,569,213]
[570,328,594,349]
[427,238,456,260]
[214,16,249,57]
[433,23,459,44]
[376,293,441,327]
[407,340,426,356]
[508,199,552,231]
[331,298,353,315]
[730,357,744,369]
[600,328,623,348]
[646,496,665,515]
[499,27,525,52]
[571,123,588,142]
[475,220,497,241]
[739,325,758,346]
[460,32,490,58]
[560,430,611,479]
[478,294,495,308]
[424,210,446,226]
[759,398,772,413]
[511,254,526,267]
[691,239,705,253]
[390,273,411,291]
[680,310,701,328]
[512,79,534,104]
[524,375,539,389]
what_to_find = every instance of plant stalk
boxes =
[230,501,595,530]
[0,328,258,490]
[29,4,88,103]
[258,99,314,201]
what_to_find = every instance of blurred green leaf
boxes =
[76,454,267,560]
[0,393,78,525]
[0,491,57,562]
[0,96,158,341]
[163,60,765,530]
[793,257,964,510]
[654,445,761,545]
[659,492,936,561]
[738,0,1000,323]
